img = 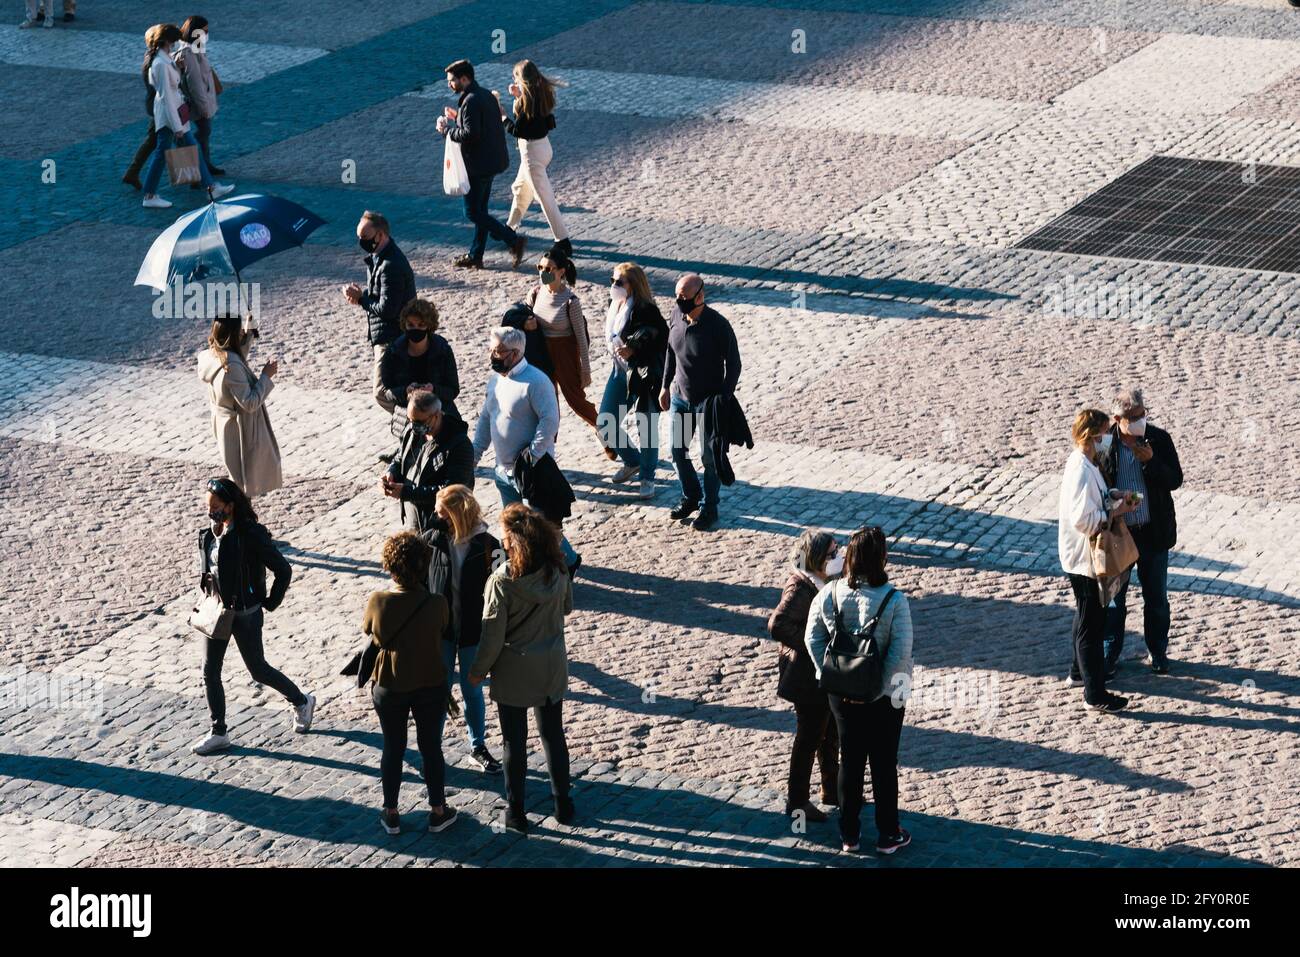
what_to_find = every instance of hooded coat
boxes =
[470,563,572,708]
[196,347,283,498]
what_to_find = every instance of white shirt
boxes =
[605,299,631,370]
[151,48,190,134]
[1058,448,1110,576]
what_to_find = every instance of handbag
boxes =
[1090,515,1139,605]
[818,584,897,700]
[165,143,202,186]
[188,590,235,641]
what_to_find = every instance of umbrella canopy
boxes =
[134,193,326,291]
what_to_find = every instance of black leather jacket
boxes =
[199,519,292,612]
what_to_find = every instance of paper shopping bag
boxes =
[166,144,202,186]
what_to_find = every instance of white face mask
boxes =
[1120,416,1147,437]
[610,284,629,304]
[824,553,845,577]
[1094,433,1113,458]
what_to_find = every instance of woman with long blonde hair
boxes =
[424,485,503,774]
[598,261,668,497]
[502,59,572,256]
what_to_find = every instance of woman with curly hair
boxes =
[363,531,456,835]
[469,504,573,832]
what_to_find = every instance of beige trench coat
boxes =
[196,348,283,497]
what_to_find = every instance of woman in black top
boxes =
[423,484,503,774]
[502,59,572,255]
[377,298,460,419]
[192,477,314,756]
[598,262,668,497]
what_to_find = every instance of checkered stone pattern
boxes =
[2,0,1299,869]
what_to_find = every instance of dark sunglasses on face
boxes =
[611,278,625,288]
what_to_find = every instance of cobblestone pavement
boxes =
[1,0,1298,868]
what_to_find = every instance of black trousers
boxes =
[827,694,905,845]
[201,607,305,736]
[372,683,448,810]
[1067,573,1108,704]
[787,692,839,809]
[193,115,215,169]
[497,699,569,814]
[124,121,156,179]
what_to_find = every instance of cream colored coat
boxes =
[196,348,283,497]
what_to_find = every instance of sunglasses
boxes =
[611,277,625,288]
[207,478,232,498]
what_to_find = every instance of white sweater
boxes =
[1058,448,1110,576]
[150,49,189,134]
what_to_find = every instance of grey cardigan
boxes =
[805,580,914,704]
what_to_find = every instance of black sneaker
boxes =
[876,828,911,855]
[471,746,502,775]
[453,254,484,269]
[1088,693,1129,714]
[428,806,458,833]
[379,809,400,835]
[669,498,699,521]
[554,796,575,826]
[504,809,529,833]
[691,509,718,532]
[63,12,75,21]
[1151,660,1170,675]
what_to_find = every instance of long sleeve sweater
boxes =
[471,358,560,471]
[805,580,914,704]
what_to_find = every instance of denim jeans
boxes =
[598,366,659,482]
[493,471,578,566]
[142,126,214,194]
[442,640,487,751]
[372,683,448,810]
[1104,530,1171,668]
[464,174,518,261]
[670,395,719,509]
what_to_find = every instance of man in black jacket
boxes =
[659,273,742,532]
[381,393,475,531]
[344,210,417,410]
[1101,387,1183,676]
[437,59,526,269]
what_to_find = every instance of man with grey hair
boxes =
[382,391,474,531]
[1100,387,1183,676]
[473,327,579,569]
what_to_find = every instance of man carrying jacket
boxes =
[344,210,417,411]
[437,59,526,270]
[382,393,475,531]
[1101,387,1183,676]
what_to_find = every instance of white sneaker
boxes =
[293,692,316,733]
[192,732,231,755]
[637,480,655,500]
[1063,675,1084,688]
[611,464,638,484]
[209,182,235,200]
[43,15,54,27]
[19,19,37,27]
[142,195,173,209]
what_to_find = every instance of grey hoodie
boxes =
[470,564,572,708]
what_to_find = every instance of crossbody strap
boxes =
[387,593,432,643]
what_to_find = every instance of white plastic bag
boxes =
[443,135,470,196]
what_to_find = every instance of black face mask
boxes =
[406,328,428,344]
[676,295,698,316]
[489,355,509,374]
[359,235,378,254]
[209,510,227,525]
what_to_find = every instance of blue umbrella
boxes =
[134,193,327,295]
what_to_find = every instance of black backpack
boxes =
[818,584,897,699]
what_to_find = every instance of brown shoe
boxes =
[452,254,484,269]
[510,235,528,269]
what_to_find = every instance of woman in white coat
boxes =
[1058,407,1139,713]
[196,315,283,498]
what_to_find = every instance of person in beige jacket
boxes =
[196,316,283,498]
[469,503,573,832]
